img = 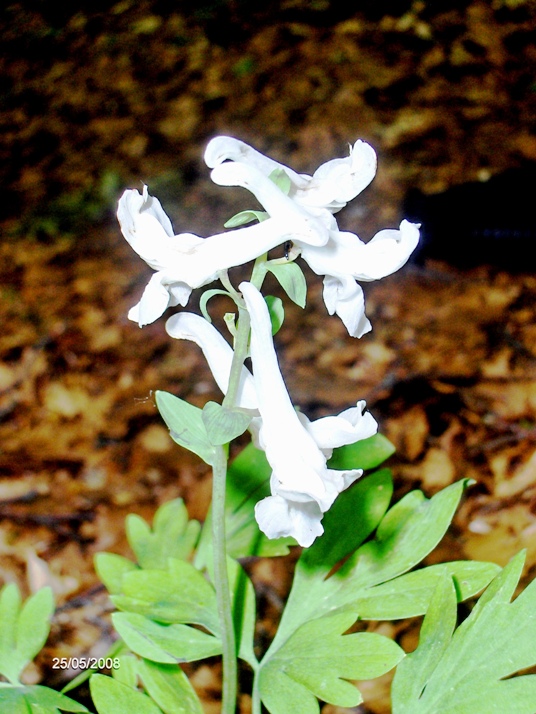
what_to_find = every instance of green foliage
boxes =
[258,612,404,714]
[224,209,268,228]
[0,583,89,712]
[90,673,164,714]
[392,551,536,713]
[155,391,217,465]
[266,262,307,308]
[112,614,221,664]
[255,473,500,713]
[268,168,292,195]
[327,432,395,470]
[202,401,252,445]
[0,584,54,685]
[264,295,285,334]
[90,654,204,714]
[0,684,89,713]
[126,499,201,570]
[96,501,257,669]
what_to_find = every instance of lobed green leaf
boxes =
[259,612,403,714]
[111,558,219,634]
[392,552,536,714]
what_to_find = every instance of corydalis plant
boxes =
[113,137,432,714]
[117,136,419,543]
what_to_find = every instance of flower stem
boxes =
[212,444,237,714]
[223,305,251,409]
[214,254,269,712]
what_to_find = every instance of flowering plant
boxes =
[3,137,536,714]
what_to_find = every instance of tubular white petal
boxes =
[296,140,377,211]
[210,162,330,247]
[205,136,377,215]
[129,272,175,327]
[240,281,330,506]
[117,187,175,270]
[204,136,307,188]
[165,312,257,410]
[120,184,315,323]
[355,220,421,281]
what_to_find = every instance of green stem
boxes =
[222,305,250,409]
[251,675,262,714]
[212,443,237,714]
[213,253,269,712]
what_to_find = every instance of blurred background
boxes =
[1,1,536,711]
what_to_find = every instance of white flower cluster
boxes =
[118,136,419,546]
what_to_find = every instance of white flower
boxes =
[164,288,377,547]
[118,185,323,326]
[205,135,377,214]
[240,281,373,547]
[204,136,420,337]
[300,220,421,337]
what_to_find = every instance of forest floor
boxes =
[1,1,536,711]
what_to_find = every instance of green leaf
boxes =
[202,401,251,445]
[112,613,221,663]
[126,499,201,569]
[268,168,292,195]
[269,478,495,659]
[0,584,54,684]
[328,433,396,471]
[300,469,394,576]
[90,674,163,714]
[392,552,536,714]
[111,653,139,689]
[274,471,393,643]
[111,558,219,635]
[155,391,216,466]
[352,560,501,620]
[258,612,404,714]
[0,684,89,712]
[266,262,307,308]
[95,553,139,595]
[137,660,203,714]
[264,295,284,335]
[224,209,267,228]
[342,478,472,590]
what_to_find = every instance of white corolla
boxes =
[165,288,377,547]
[240,282,377,547]
[204,136,420,337]
[118,183,328,327]
[205,135,377,215]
